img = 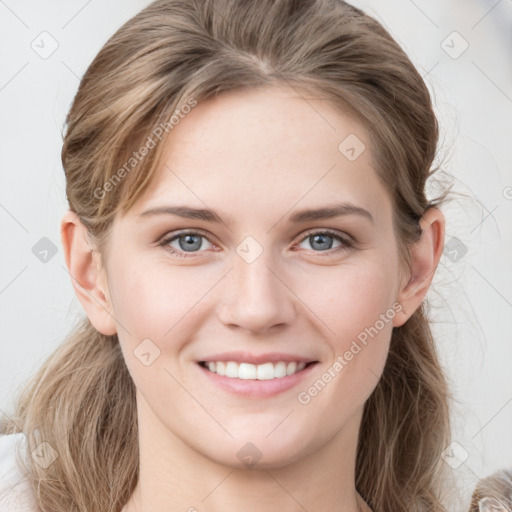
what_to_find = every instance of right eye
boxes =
[158,230,216,258]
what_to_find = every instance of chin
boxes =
[198,431,316,471]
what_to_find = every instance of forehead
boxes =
[130,85,392,226]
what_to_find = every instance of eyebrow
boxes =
[139,203,374,224]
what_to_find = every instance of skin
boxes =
[61,84,444,512]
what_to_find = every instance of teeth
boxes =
[203,360,308,379]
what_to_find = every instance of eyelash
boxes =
[158,228,354,259]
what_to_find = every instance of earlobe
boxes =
[392,207,445,327]
[60,210,117,336]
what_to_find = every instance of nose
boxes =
[217,251,297,335]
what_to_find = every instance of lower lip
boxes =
[197,362,318,398]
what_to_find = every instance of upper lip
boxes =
[198,351,318,365]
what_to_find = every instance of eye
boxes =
[158,228,354,259]
[296,229,353,255]
[159,230,215,258]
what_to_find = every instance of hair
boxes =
[468,469,512,511]
[1,1,458,510]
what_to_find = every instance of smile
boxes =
[199,361,311,380]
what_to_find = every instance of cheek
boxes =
[299,259,398,347]
[296,261,397,402]
[107,258,221,375]
[108,257,211,334]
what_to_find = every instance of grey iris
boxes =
[310,234,333,251]
[179,234,202,251]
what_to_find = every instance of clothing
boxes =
[0,433,40,512]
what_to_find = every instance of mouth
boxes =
[198,360,317,380]
[196,355,319,398]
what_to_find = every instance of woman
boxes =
[1,0,461,510]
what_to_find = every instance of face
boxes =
[100,85,405,469]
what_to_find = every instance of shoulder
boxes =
[0,433,40,512]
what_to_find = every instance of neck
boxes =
[124,395,368,512]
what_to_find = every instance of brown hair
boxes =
[469,469,512,511]
[2,1,455,510]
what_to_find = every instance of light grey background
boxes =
[1,0,511,506]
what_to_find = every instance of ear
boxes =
[60,210,117,335]
[393,207,445,327]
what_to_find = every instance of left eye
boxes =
[296,230,352,253]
